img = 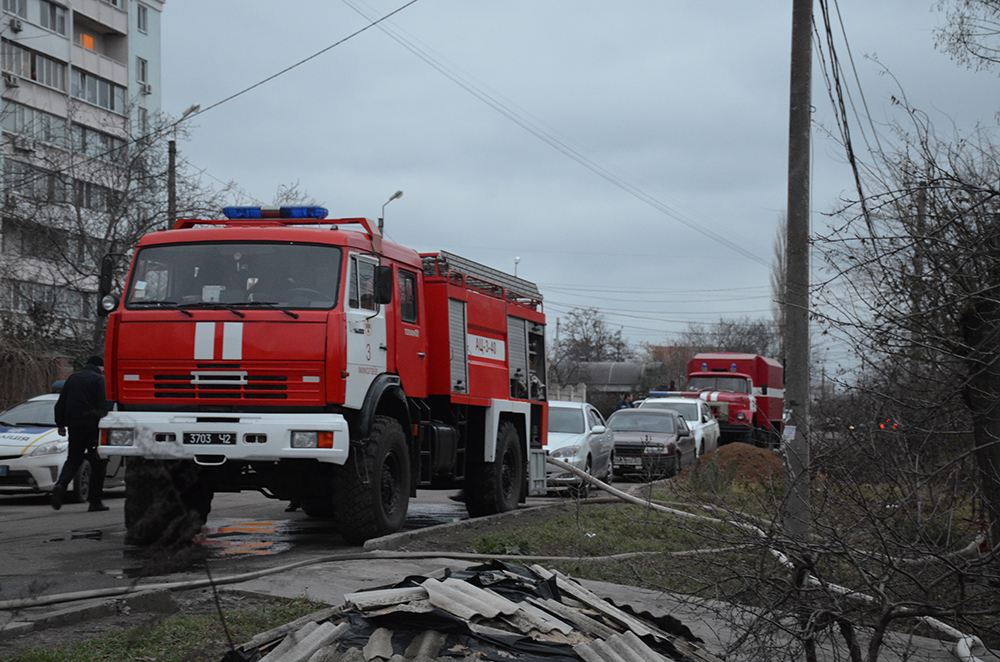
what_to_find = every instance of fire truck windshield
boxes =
[687,376,749,393]
[125,242,342,310]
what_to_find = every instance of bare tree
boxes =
[814,99,1000,549]
[935,0,1000,71]
[679,316,782,358]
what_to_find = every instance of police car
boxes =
[0,393,124,503]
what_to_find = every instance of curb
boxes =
[0,589,178,642]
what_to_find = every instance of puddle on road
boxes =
[120,502,469,577]
[71,529,103,541]
[44,529,104,543]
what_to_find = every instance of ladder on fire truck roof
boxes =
[422,250,543,304]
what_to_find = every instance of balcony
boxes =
[71,43,127,87]
[71,0,128,35]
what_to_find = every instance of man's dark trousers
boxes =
[55,420,107,504]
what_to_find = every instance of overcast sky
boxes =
[160,1,998,364]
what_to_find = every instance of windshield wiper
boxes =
[241,302,299,319]
[181,302,246,318]
[130,300,194,317]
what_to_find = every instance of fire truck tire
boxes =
[466,421,523,517]
[301,497,335,519]
[334,416,410,544]
[124,459,212,548]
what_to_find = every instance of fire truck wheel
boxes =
[334,416,411,544]
[124,459,212,548]
[124,458,172,546]
[301,497,335,519]
[466,421,523,518]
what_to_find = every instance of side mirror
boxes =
[591,425,606,435]
[97,255,118,317]
[99,254,114,299]
[375,265,393,305]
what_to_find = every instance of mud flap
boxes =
[529,448,547,496]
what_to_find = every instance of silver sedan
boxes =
[545,401,614,497]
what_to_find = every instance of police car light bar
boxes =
[222,206,329,220]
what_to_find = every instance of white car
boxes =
[0,393,124,503]
[545,401,614,497]
[638,396,721,458]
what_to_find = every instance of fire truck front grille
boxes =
[152,372,289,400]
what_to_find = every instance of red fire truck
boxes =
[651,353,783,447]
[96,207,548,545]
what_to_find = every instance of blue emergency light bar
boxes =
[222,206,329,220]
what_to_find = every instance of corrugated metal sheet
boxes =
[344,586,428,610]
[421,576,521,620]
[575,630,666,662]
[237,563,721,662]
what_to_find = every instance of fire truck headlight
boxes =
[105,429,134,447]
[291,431,318,448]
[291,431,333,449]
[736,412,746,421]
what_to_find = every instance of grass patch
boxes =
[7,597,325,662]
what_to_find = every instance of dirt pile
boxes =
[680,442,783,483]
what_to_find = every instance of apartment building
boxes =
[0,0,163,338]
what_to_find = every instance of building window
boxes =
[72,123,125,160]
[1,40,67,91]
[2,280,93,321]
[137,4,148,33]
[399,269,418,323]
[74,180,111,213]
[71,71,126,114]
[40,1,67,35]
[100,0,122,7]
[2,0,26,18]
[1,101,68,148]
[78,32,94,50]
[136,57,147,83]
[137,107,148,135]
[4,160,70,204]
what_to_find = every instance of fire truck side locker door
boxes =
[449,298,468,394]
[345,254,388,409]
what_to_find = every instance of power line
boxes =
[341,0,773,268]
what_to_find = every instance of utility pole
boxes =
[783,0,813,552]
[167,139,176,225]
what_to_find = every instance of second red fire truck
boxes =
[651,352,784,447]
[96,207,548,545]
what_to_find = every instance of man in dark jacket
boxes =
[52,355,112,511]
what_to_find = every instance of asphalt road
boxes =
[0,487,555,604]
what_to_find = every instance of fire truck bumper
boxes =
[98,411,351,465]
